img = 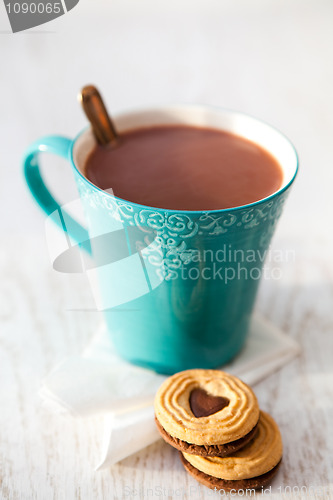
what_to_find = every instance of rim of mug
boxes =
[71,104,299,215]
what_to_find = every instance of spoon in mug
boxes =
[79,85,119,147]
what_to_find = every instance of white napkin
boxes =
[40,314,299,469]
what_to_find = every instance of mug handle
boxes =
[23,135,91,253]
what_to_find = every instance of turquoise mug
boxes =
[23,106,298,374]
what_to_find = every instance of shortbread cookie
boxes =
[181,454,281,491]
[181,411,283,491]
[154,369,259,456]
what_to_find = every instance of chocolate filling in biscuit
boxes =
[155,417,259,457]
[180,453,282,491]
[189,388,230,418]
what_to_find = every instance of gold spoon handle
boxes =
[79,85,118,147]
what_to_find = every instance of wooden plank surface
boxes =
[1,235,333,500]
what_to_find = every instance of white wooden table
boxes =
[1,0,333,498]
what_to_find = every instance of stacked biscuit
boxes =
[154,369,282,492]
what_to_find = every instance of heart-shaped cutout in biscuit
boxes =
[189,388,230,418]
